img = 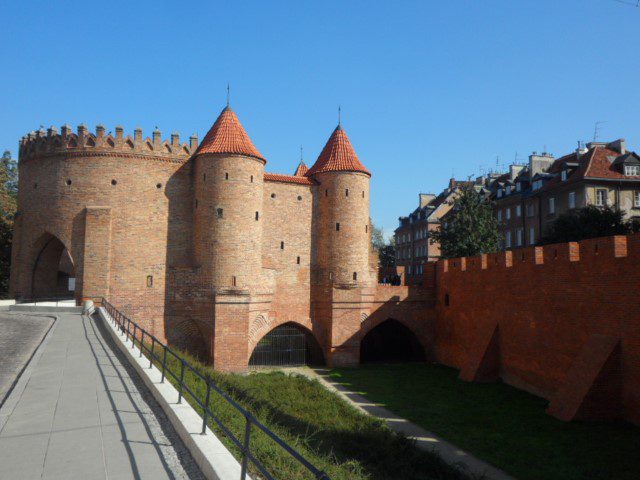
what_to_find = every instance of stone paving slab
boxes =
[0,313,54,406]
[0,312,205,480]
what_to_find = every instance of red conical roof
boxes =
[306,125,370,176]
[196,106,265,162]
[294,161,309,176]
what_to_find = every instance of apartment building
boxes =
[493,139,640,248]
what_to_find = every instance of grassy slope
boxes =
[331,363,640,480]
[154,348,478,480]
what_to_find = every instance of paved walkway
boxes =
[0,311,204,480]
[0,313,54,406]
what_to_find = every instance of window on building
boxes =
[497,189,503,198]
[529,227,535,245]
[549,197,555,215]
[526,203,534,217]
[568,191,576,209]
[506,186,511,195]
[625,165,640,176]
[516,228,523,247]
[497,210,502,221]
[516,205,522,217]
[216,208,223,218]
[533,180,542,190]
[596,189,607,207]
[505,231,512,248]
[506,208,511,220]
[408,265,412,275]
[345,189,349,196]
[280,241,284,249]
[634,191,640,208]
[561,170,568,181]
[336,223,340,231]
[516,183,521,192]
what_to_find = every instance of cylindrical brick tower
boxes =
[193,106,266,290]
[307,124,371,286]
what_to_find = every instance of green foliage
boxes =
[146,344,474,480]
[542,205,634,244]
[371,222,396,267]
[0,150,17,293]
[333,364,640,480]
[370,223,385,250]
[430,185,500,258]
[378,244,396,267]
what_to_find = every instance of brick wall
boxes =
[435,234,640,425]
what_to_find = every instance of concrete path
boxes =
[307,368,516,480]
[0,311,205,480]
[0,313,54,406]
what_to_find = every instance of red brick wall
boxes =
[435,234,640,425]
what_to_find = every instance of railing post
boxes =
[177,359,185,404]
[240,415,252,479]
[201,379,211,435]
[132,323,137,349]
[140,330,145,357]
[149,337,155,368]
[161,347,167,383]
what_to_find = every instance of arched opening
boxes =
[249,322,324,368]
[31,234,75,299]
[360,319,425,363]
[167,319,208,361]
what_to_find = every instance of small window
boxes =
[365,224,368,233]
[529,227,535,245]
[217,208,223,218]
[195,199,198,208]
[111,179,117,186]
[561,170,568,181]
[625,165,640,176]
[250,175,253,183]
[255,211,259,221]
[280,241,284,250]
[568,191,576,209]
[203,173,206,181]
[516,205,522,217]
[146,275,153,288]
[336,223,340,231]
[66,179,72,186]
[549,197,555,215]
[156,183,162,189]
[232,276,237,287]
[505,231,512,248]
[225,172,229,180]
[297,196,302,201]
[345,189,349,196]
[362,191,365,198]
[353,272,357,281]
[506,208,511,220]
[596,189,607,207]
[635,191,640,208]
[296,256,300,265]
[325,189,328,196]
[271,193,276,198]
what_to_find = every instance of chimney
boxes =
[509,164,525,181]
[419,193,436,208]
[448,178,456,189]
[529,151,555,177]
[190,134,198,151]
[606,138,626,154]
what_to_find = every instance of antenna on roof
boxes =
[338,105,342,126]
[593,121,605,141]
[300,145,303,161]
[226,83,230,107]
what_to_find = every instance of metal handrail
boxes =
[98,297,330,480]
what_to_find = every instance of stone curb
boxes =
[97,307,245,480]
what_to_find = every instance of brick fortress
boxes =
[9,106,431,371]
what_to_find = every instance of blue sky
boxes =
[2,1,639,236]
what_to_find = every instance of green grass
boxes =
[144,345,480,480]
[331,363,640,480]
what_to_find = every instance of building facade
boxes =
[11,106,434,371]
[492,140,640,248]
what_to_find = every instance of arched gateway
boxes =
[30,233,76,299]
[360,319,425,363]
[249,323,325,368]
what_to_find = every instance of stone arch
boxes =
[360,318,425,363]
[249,321,325,367]
[166,318,208,360]
[29,232,75,299]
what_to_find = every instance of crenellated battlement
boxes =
[439,233,639,274]
[19,124,199,162]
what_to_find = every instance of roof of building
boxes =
[196,106,265,162]
[293,161,309,176]
[306,125,370,177]
[264,172,316,185]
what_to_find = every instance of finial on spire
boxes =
[338,105,341,127]
[300,145,303,161]
[226,83,230,107]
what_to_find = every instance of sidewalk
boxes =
[0,311,204,480]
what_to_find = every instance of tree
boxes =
[0,150,17,293]
[542,205,633,244]
[370,223,385,251]
[370,222,396,267]
[430,185,500,258]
